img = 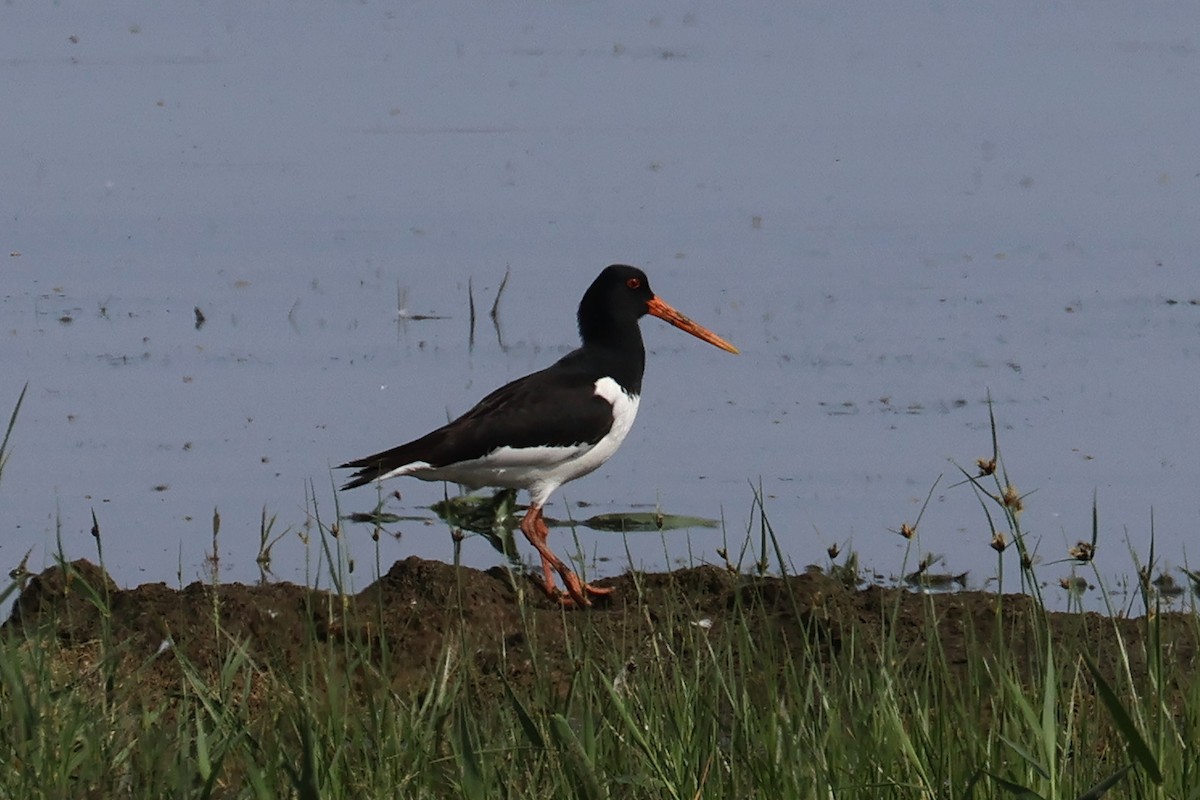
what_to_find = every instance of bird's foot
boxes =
[520,503,614,608]
[533,571,614,608]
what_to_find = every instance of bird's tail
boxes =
[338,462,385,491]
[337,438,430,491]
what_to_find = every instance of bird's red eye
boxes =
[626,277,641,289]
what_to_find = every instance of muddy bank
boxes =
[5,558,1196,706]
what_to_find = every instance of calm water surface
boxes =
[3,3,1199,609]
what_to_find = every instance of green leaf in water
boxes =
[582,512,718,533]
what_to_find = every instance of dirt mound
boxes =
[4,558,1196,706]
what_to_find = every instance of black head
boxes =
[577,264,654,347]
[577,264,739,355]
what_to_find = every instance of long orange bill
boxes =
[646,296,739,354]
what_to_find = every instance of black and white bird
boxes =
[339,264,738,606]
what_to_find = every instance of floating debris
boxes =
[1059,575,1090,595]
[345,510,405,525]
[582,511,717,533]
[1151,572,1186,598]
[431,489,519,534]
[905,569,969,590]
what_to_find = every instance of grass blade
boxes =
[1077,763,1132,800]
[454,710,485,800]
[0,382,28,484]
[997,734,1050,781]
[1081,653,1163,785]
[501,677,545,749]
[984,771,1048,798]
[549,713,604,800]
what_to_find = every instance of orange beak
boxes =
[646,296,739,354]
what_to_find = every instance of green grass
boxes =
[2,542,1198,799]
[2,389,1199,798]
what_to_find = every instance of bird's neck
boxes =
[580,337,646,396]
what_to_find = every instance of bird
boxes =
[339,264,738,607]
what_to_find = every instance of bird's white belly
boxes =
[401,377,640,507]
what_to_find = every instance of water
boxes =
[3,3,1198,606]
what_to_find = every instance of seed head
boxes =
[1068,541,1096,563]
[1001,484,1023,513]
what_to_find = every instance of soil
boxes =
[4,557,1197,708]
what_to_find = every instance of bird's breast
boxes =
[591,376,640,456]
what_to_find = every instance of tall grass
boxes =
[2,540,1196,798]
[0,389,1197,797]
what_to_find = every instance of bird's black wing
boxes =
[339,354,618,489]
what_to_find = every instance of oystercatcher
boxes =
[339,264,737,607]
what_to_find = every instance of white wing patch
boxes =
[382,377,640,507]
